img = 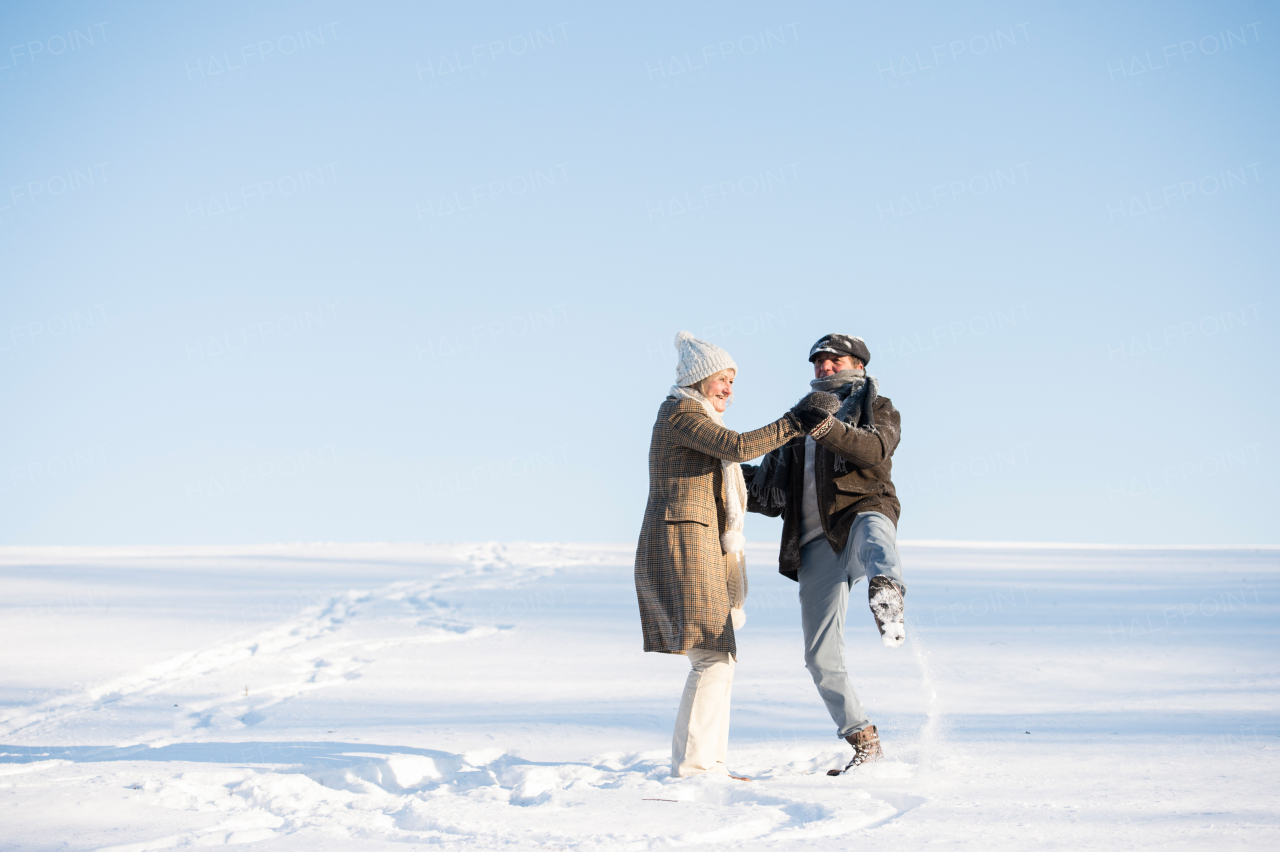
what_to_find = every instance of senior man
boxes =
[744,333,906,775]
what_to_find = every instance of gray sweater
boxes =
[799,437,824,547]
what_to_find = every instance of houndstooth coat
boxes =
[635,396,800,657]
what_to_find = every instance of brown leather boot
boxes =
[827,725,884,775]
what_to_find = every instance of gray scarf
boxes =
[810,367,863,392]
[747,368,879,510]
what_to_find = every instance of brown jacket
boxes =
[635,397,800,656]
[744,395,902,581]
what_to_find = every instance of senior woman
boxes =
[635,331,833,778]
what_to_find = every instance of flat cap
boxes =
[808,333,871,367]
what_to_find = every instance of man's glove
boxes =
[790,391,840,433]
[793,406,830,432]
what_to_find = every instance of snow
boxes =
[1,541,1277,850]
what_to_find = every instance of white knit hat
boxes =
[673,330,737,387]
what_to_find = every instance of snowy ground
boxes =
[1,541,1276,850]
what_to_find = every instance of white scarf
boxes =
[669,385,748,556]
[670,384,749,628]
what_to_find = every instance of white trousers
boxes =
[670,648,735,777]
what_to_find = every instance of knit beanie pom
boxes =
[674,330,696,348]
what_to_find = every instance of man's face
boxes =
[813,353,856,378]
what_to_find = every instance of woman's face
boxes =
[702,370,735,413]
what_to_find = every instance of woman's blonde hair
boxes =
[692,368,736,397]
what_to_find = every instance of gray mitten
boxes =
[790,391,840,432]
[795,391,840,414]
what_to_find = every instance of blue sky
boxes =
[2,1,1275,545]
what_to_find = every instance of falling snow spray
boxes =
[912,633,941,770]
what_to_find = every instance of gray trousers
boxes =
[798,511,906,739]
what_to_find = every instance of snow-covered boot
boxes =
[827,725,884,775]
[868,576,905,647]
